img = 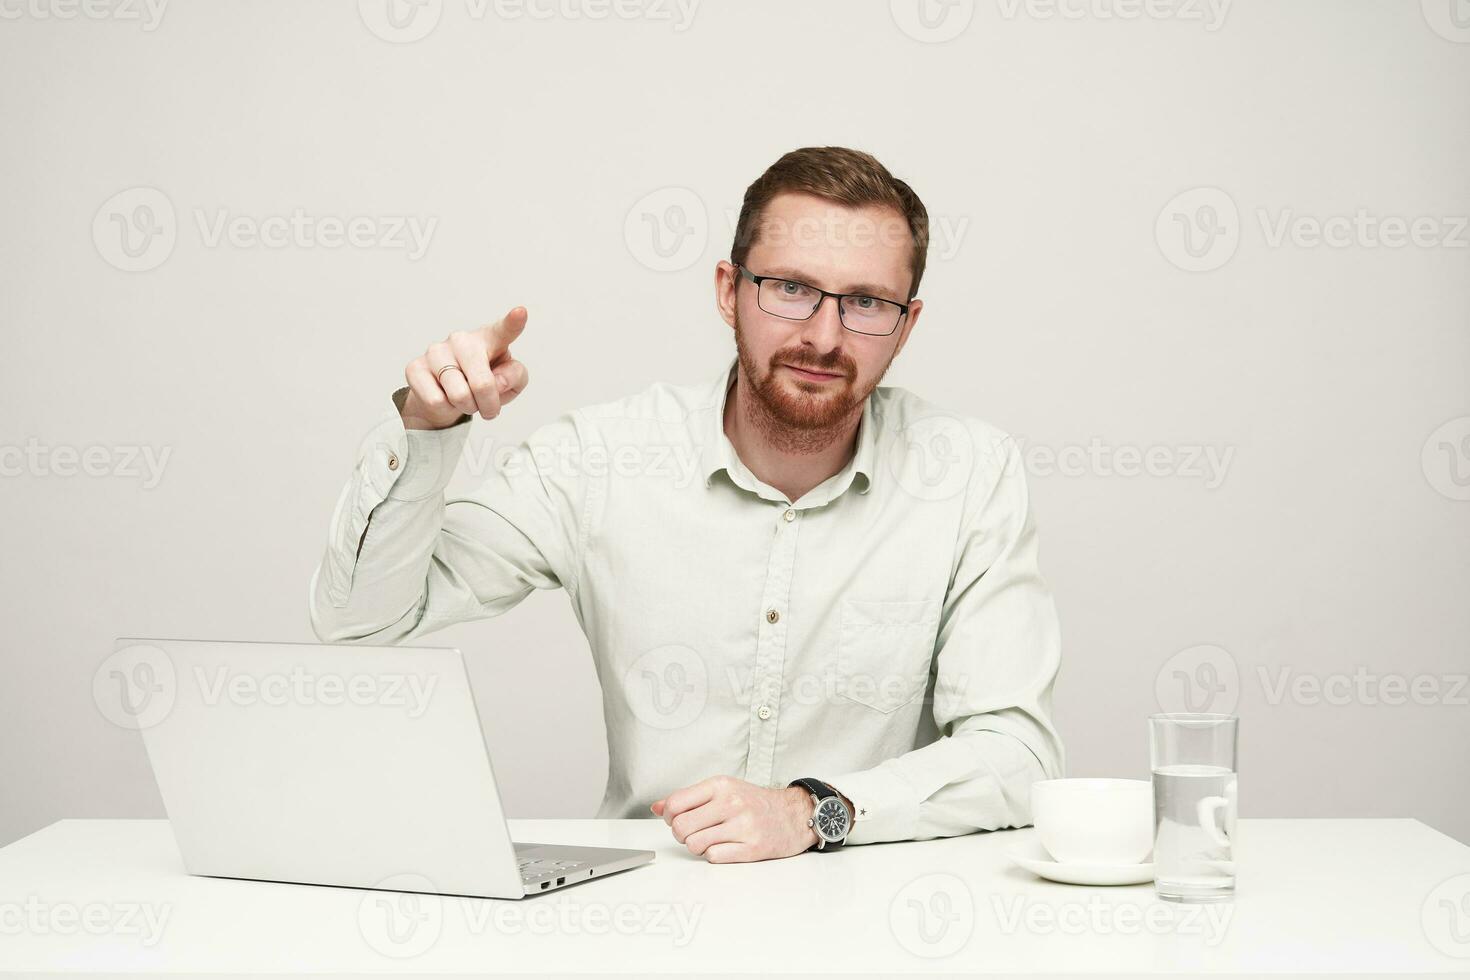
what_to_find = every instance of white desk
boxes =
[0,818,1467,974]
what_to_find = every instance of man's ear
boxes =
[892,297,922,360]
[714,260,738,330]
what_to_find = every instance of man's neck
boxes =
[723,367,862,504]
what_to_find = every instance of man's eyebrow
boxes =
[759,266,905,302]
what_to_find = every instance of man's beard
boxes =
[733,309,886,451]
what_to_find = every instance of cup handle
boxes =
[1196,794,1232,848]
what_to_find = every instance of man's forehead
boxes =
[748,192,913,293]
[757,191,909,233]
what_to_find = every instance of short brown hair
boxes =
[730,146,930,299]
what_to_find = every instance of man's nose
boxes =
[799,294,846,353]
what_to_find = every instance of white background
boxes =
[0,0,1466,847]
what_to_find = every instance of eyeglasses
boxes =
[736,265,910,337]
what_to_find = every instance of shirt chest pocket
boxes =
[835,598,942,714]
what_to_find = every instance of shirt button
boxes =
[757,704,772,721]
[765,608,780,624]
[783,508,796,522]
[387,453,400,471]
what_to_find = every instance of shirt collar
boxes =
[700,357,875,500]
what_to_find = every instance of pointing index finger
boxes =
[485,306,528,358]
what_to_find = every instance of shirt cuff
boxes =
[824,763,922,846]
[374,387,472,501]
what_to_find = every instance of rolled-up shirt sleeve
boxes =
[824,436,1064,845]
[308,388,590,644]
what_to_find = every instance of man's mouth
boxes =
[782,363,845,383]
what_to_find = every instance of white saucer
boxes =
[1007,840,1154,886]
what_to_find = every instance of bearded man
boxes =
[309,146,1064,864]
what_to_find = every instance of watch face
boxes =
[814,796,850,842]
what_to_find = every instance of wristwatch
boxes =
[789,777,852,851]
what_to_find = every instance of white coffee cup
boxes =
[1030,777,1154,866]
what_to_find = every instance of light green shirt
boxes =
[310,358,1063,844]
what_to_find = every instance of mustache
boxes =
[772,349,855,378]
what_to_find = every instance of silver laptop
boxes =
[115,637,654,899]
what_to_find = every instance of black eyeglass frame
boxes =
[735,264,912,337]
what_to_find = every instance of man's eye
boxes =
[779,281,808,296]
[852,296,878,310]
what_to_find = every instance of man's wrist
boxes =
[393,386,471,431]
[784,785,819,849]
[785,782,858,850]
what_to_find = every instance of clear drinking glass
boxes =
[1149,713,1238,903]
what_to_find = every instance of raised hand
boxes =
[401,307,530,430]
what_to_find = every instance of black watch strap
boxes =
[789,777,851,850]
